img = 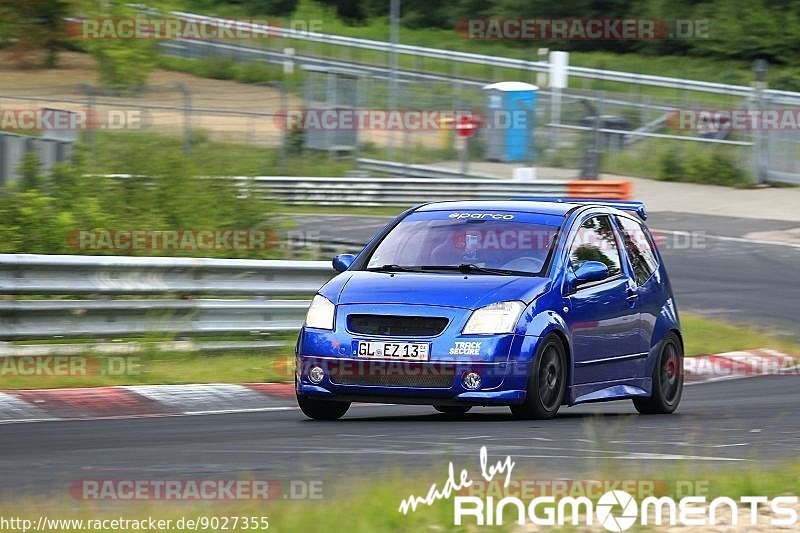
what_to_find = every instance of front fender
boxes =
[505,301,572,394]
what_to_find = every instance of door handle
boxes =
[625,288,639,301]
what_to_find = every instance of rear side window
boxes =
[568,215,622,278]
[616,216,659,285]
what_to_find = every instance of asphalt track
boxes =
[290,211,800,339]
[1,211,796,499]
[0,376,797,498]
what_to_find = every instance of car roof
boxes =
[415,200,581,217]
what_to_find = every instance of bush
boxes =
[0,141,280,257]
[82,1,158,93]
[658,146,749,186]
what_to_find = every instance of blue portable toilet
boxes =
[482,82,538,162]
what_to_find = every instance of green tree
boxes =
[78,0,158,93]
[0,0,71,67]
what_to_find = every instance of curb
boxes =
[684,349,796,385]
[0,349,794,424]
[0,382,295,425]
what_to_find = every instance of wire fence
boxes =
[2,51,798,185]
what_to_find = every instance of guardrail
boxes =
[98,173,632,206]
[356,158,500,179]
[233,175,633,205]
[0,254,334,342]
[146,8,800,104]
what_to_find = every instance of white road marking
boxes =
[193,448,748,463]
[337,434,390,438]
[0,417,62,425]
[183,407,297,415]
[658,229,800,250]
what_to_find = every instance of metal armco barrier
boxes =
[0,254,331,295]
[103,173,632,205]
[234,176,633,205]
[0,254,334,342]
[356,158,499,179]
[150,8,800,104]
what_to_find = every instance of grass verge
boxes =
[0,346,294,390]
[681,314,798,357]
[2,458,800,532]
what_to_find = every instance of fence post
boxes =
[386,0,400,160]
[752,59,768,184]
[176,83,192,155]
[80,84,95,156]
[279,81,288,173]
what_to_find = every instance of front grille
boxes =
[331,372,455,389]
[348,314,448,337]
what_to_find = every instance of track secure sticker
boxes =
[450,342,482,356]
[449,213,515,220]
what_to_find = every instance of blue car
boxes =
[295,199,683,420]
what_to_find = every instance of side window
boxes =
[616,216,659,285]
[569,215,622,279]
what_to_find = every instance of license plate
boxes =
[356,341,430,361]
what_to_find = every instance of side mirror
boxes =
[332,254,356,273]
[573,261,610,285]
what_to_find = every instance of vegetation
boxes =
[3,0,800,90]
[0,344,295,389]
[180,0,800,83]
[3,458,800,531]
[0,0,71,67]
[682,314,799,357]
[157,55,304,90]
[78,0,159,92]
[0,138,279,257]
[657,145,749,186]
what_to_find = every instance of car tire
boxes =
[633,332,683,415]
[510,334,567,420]
[433,405,472,416]
[297,395,351,420]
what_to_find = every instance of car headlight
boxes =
[462,301,525,335]
[305,295,335,330]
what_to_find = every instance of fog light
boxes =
[462,371,481,390]
[309,366,325,384]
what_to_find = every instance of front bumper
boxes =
[295,303,540,406]
[297,381,526,406]
[296,339,539,406]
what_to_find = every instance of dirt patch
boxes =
[0,51,444,149]
[0,51,294,145]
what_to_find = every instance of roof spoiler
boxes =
[510,197,648,221]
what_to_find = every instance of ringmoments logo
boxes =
[595,490,639,531]
[397,447,799,530]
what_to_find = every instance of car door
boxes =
[565,214,647,385]
[614,215,665,357]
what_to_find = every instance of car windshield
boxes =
[365,211,562,276]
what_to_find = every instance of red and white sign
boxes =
[456,114,478,138]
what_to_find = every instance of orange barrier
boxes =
[567,180,632,200]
